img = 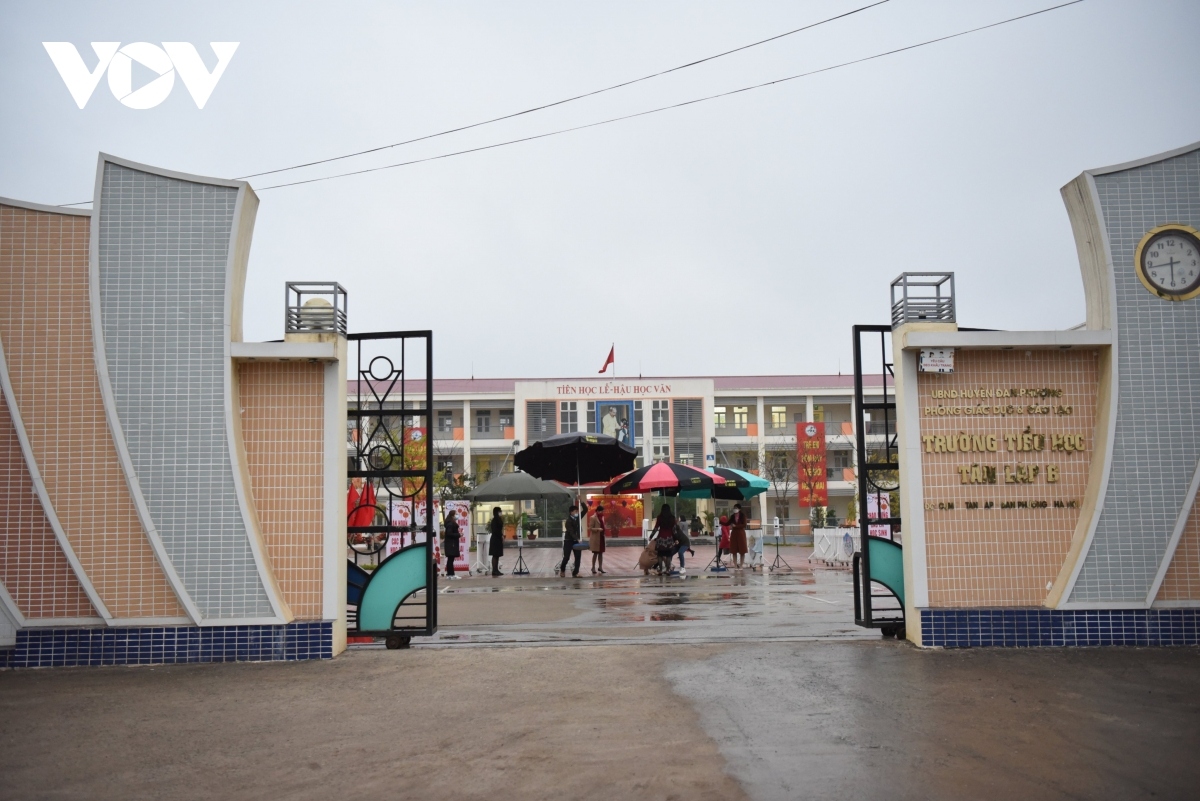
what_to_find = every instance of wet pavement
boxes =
[7,543,1200,799]
[370,546,878,648]
[670,641,1200,800]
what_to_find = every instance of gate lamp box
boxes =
[919,348,954,373]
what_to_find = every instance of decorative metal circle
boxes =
[867,469,900,492]
[368,445,395,470]
[368,356,395,381]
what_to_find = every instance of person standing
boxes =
[650,504,676,540]
[559,504,582,577]
[589,504,607,574]
[718,515,731,566]
[650,505,677,575]
[488,506,505,577]
[673,518,695,575]
[443,510,461,579]
[729,503,749,569]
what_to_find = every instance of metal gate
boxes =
[851,325,905,637]
[345,330,436,647]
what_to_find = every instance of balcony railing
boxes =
[472,426,515,440]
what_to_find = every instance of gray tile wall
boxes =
[1070,148,1200,603]
[97,162,273,619]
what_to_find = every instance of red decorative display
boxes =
[796,421,828,507]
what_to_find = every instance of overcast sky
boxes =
[2,0,1198,379]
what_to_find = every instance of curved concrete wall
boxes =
[0,201,185,621]
[93,158,279,621]
[0,379,95,621]
[1068,146,1200,604]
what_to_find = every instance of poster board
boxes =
[444,500,472,573]
[797,422,828,507]
[585,494,644,537]
[386,500,413,556]
[866,491,891,540]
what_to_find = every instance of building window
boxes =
[475,410,491,433]
[474,456,492,480]
[499,409,513,428]
[774,501,790,521]
[560,401,578,433]
[437,410,454,432]
[734,452,757,471]
[437,456,455,474]
[652,443,670,462]
[526,401,555,442]
[713,406,726,427]
[733,406,748,428]
[771,406,786,429]
[587,402,596,432]
[829,450,853,468]
[813,405,825,423]
[634,401,643,439]
[794,411,806,424]
[652,400,669,438]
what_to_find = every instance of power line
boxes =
[253,0,1084,192]
[57,0,1083,206]
[236,0,892,180]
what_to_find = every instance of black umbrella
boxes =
[514,432,637,486]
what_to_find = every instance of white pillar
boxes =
[462,399,472,475]
[756,395,768,524]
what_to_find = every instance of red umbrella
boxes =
[605,461,725,495]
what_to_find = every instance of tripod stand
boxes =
[767,526,792,572]
[511,534,530,575]
[704,529,727,572]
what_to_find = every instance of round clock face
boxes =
[1138,227,1200,299]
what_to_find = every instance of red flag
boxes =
[598,345,614,374]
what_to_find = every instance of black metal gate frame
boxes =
[347,330,437,639]
[852,324,904,631]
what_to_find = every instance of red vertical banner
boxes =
[797,422,828,507]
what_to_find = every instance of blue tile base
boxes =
[0,621,333,668]
[921,608,1200,648]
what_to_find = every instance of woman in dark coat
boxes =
[488,506,505,577]
[729,503,749,569]
[588,504,607,574]
[443,511,461,579]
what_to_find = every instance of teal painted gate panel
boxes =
[867,537,904,608]
[359,546,427,631]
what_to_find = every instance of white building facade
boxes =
[397,374,888,529]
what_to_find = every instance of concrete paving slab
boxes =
[669,642,1200,801]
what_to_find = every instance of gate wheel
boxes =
[385,635,411,650]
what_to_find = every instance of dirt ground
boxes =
[0,645,744,801]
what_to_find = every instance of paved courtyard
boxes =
[3,548,1199,800]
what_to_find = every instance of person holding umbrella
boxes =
[588,503,607,574]
[558,504,582,577]
[729,502,749,569]
[488,506,505,577]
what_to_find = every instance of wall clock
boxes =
[1134,224,1200,301]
